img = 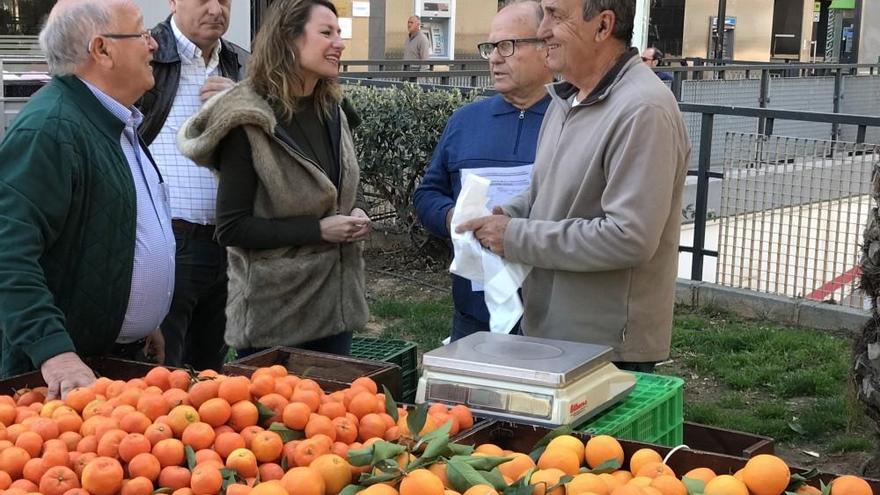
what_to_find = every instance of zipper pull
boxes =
[519,109,525,119]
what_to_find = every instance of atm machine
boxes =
[417,0,453,59]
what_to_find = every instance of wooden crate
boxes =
[223,346,401,398]
[454,420,879,492]
[684,421,774,458]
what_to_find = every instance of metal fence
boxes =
[715,133,877,308]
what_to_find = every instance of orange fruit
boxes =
[305,414,337,441]
[188,380,220,409]
[229,400,259,432]
[358,483,399,494]
[96,428,127,458]
[0,470,11,490]
[64,388,96,413]
[182,422,216,451]
[703,475,749,495]
[280,466,325,495]
[16,430,43,457]
[682,467,716,484]
[198,398,232,427]
[547,435,586,464]
[538,447,580,475]
[358,413,387,442]
[463,484,499,495]
[635,462,675,479]
[291,389,321,413]
[72,452,97,478]
[283,402,312,430]
[166,405,200,436]
[650,475,688,495]
[214,431,247,459]
[529,468,566,495]
[311,453,352,495]
[474,443,505,456]
[449,405,474,429]
[226,448,259,478]
[348,392,377,419]
[128,452,161,482]
[81,456,124,495]
[118,433,152,462]
[39,466,80,495]
[293,438,330,467]
[169,370,192,391]
[0,445,31,480]
[219,376,251,404]
[190,464,223,495]
[427,462,452,489]
[152,438,185,468]
[22,457,49,485]
[497,452,537,482]
[121,476,154,495]
[158,465,192,491]
[629,448,662,475]
[741,455,790,495]
[144,367,172,390]
[251,431,284,463]
[795,485,822,494]
[829,475,872,495]
[399,468,445,495]
[585,435,624,469]
[352,377,379,395]
[565,472,608,495]
[258,462,285,481]
[249,479,288,495]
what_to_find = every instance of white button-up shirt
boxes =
[80,78,176,343]
[148,18,222,225]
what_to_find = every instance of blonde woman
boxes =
[177,0,369,357]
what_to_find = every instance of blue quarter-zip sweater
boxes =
[413,93,550,326]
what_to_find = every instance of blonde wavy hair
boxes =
[247,0,342,121]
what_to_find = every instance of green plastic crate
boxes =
[577,372,684,446]
[351,337,418,403]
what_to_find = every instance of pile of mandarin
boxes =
[0,365,474,495]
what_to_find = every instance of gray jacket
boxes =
[503,50,690,362]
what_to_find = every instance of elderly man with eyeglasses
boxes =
[0,0,175,397]
[413,0,553,342]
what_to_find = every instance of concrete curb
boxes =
[675,279,871,335]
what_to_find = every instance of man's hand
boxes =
[144,328,165,364]
[200,76,235,103]
[457,213,511,257]
[40,352,97,400]
[349,208,372,241]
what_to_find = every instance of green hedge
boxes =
[346,83,479,246]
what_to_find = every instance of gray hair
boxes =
[499,0,544,28]
[582,0,634,45]
[39,2,114,75]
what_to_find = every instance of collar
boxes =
[52,75,126,143]
[171,17,220,71]
[489,92,551,116]
[78,77,144,129]
[548,47,640,107]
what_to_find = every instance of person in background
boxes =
[642,46,673,82]
[176,0,370,357]
[413,0,553,341]
[459,0,690,372]
[0,0,173,397]
[138,0,248,371]
[404,15,431,70]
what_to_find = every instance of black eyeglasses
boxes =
[100,30,153,42]
[477,38,544,59]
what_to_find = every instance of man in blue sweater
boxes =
[413,0,553,341]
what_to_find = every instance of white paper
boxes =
[353,1,370,17]
[460,165,532,290]
[339,17,353,39]
[450,174,532,334]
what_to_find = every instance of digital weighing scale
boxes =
[416,332,637,428]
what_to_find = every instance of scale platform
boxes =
[416,332,636,428]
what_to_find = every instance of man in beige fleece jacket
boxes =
[459,0,690,371]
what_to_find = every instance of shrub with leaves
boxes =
[345,83,480,250]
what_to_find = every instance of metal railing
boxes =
[678,103,880,286]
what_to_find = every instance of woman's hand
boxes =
[349,208,372,241]
[320,213,371,243]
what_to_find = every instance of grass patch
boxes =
[670,306,871,447]
[369,296,453,356]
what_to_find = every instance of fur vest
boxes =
[177,83,368,349]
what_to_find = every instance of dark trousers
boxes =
[161,229,229,372]
[451,311,521,342]
[235,331,353,359]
